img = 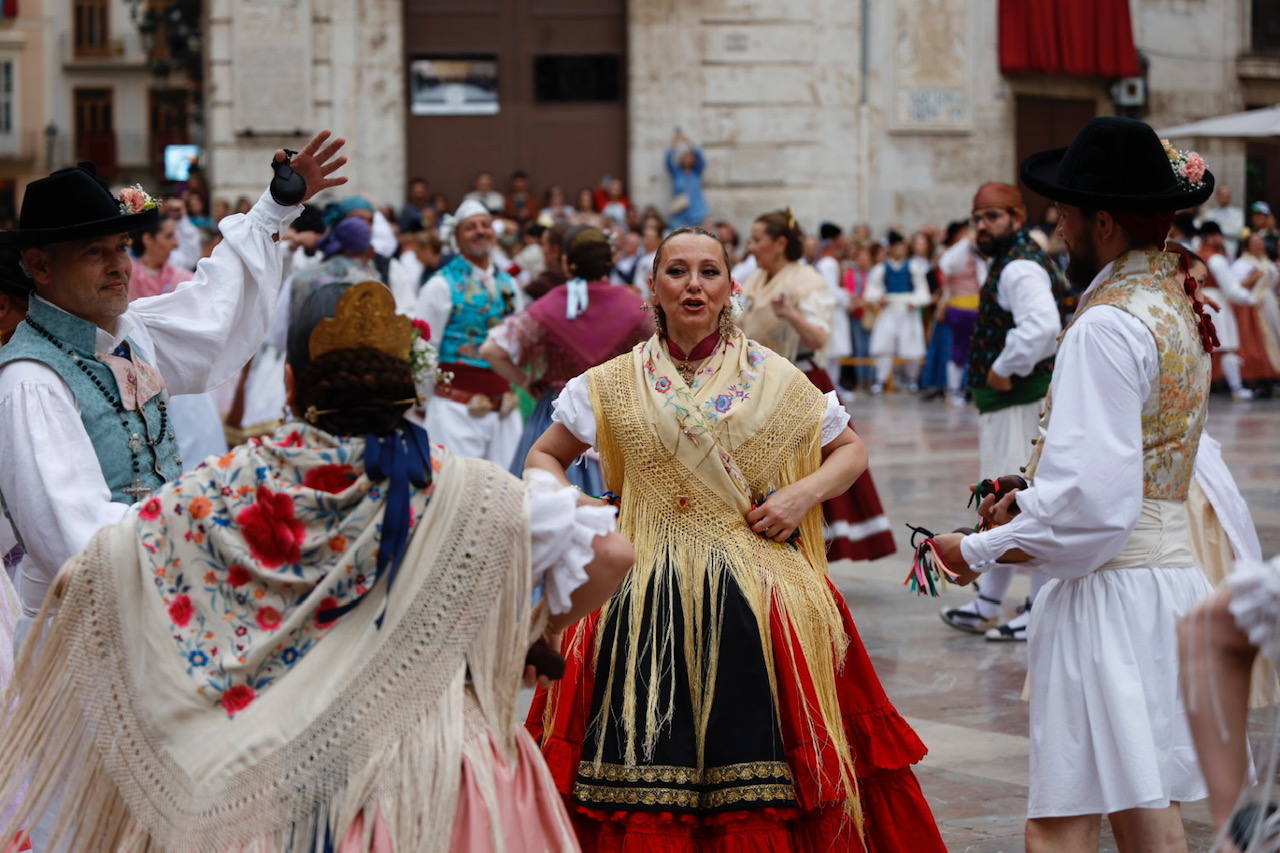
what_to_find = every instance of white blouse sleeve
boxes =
[991,260,1061,378]
[961,306,1156,581]
[525,469,618,615]
[127,192,301,396]
[484,316,522,363]
[551,373,597,447]
[1228,555,1280,670]
[821,391,851,446]
[414,273,454,346]
[795,287,834,335]
[0,367,131,616]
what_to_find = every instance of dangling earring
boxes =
[718,306,736,338]
[652,304,668,336]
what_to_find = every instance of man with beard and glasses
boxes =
[940,182,1064,642]
[933,117,1224,852]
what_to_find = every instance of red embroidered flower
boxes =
[277,430,304,448]
[411,318,432,339]
[255,606,282,631]
[188,496,213,519]
[227,563,252,588]
[139,497,163,521]
[303,464,358,494]
[235,485,306,568]
[315,596,341,629]
[168,594,194,627]
[220,684,256,715]
[328,535,347,553]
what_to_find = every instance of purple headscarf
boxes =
[319,217,372,259]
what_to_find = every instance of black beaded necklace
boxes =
[24,315,173,500]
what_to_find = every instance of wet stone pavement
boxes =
[830,391,1280,851]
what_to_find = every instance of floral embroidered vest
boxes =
[1026,250,1209,500]
[968,229,1068,414]
[0,298,181,522]
[435,254,515,368]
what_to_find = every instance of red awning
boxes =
[999,0,1141,78]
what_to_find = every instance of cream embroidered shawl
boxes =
[0,451,536,853]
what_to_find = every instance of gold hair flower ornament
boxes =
[309,280,414,362]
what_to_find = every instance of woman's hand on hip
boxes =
[745,483,816,543]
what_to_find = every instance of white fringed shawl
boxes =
[0,453,537,853]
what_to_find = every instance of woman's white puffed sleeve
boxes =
[550,373,597,447]
[1227,555,1280,669]
[525,469,617,615]
[820,391,851,446]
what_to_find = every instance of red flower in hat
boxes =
[236,485,306,568]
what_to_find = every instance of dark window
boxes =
[73,0,110,57]
[1253,0,1280,55]
[534,54,621,103]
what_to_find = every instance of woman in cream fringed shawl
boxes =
[0,280,634,853]
[523,227,945,852]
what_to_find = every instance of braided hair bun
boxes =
[564,225,613,281]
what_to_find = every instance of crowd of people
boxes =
[0,116,1275,853]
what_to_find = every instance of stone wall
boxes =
[206,0,406,208]
[627,0,1253,235]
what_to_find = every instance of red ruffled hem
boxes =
[527,573,944,851]
[569,765,944,853]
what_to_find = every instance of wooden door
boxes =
[402,0,627,213]
[1015,95,1097,225]
[74,87,116,178]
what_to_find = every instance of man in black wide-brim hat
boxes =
[932,117,1221,851]
[0,132,346,671]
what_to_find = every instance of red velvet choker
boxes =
[665,331,721,362]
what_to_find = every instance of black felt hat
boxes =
[1020,117,1214,212]
[0,162,159,248]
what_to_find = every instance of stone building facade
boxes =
[202,0,1272,233]
[628,0,1261,234]
[205,0,405,208]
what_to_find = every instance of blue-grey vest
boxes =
[0,298,182,528]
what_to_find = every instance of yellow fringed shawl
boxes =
[567,330,862,828]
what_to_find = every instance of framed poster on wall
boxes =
[410,55,499,116]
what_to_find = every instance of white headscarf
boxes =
[441,199,491,249]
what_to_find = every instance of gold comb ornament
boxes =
[308,280,413,362]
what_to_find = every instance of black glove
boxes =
[269,149,306,206]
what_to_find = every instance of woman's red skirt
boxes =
[527,578,946,852]
[802,366,896,563]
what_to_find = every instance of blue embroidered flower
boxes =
[714,394,732,413]
[281,647,300,665]
[654,376,672,393]
[188,649,209,667]
[747,348,766,367]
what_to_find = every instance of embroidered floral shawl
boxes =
[0,425,535,852]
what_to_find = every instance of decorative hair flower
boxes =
[1159,139,1208,191]
[409,318,450,388]
[118,184,158,215]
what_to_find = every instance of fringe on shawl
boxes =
[0,458,545,853]
[552,367,863,834]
